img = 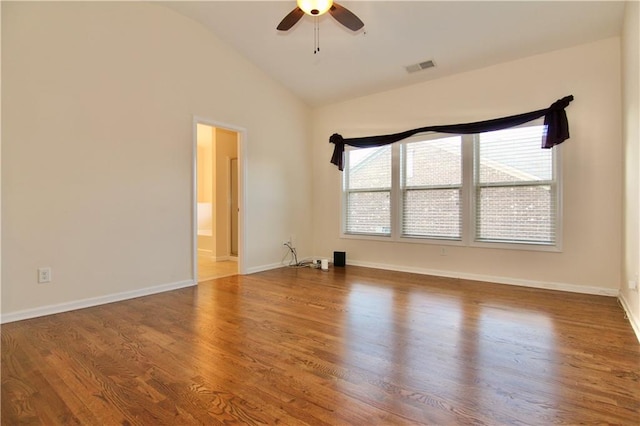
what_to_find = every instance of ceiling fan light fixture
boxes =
[297,0,333,16]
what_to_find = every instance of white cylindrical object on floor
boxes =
[321,258,329,271]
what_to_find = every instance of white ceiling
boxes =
[163,1,625,107]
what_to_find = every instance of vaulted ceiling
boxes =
[163,1,625,107]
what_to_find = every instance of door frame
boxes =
[192,116,247,280]
[229,156,239,257]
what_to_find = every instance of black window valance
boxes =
[329,95,574,170]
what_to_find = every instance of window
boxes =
[475,126,557,245]
[402,136,462,239]
[343,145,392,235]
[342,124,561,249]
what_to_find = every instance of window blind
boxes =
[475,126,556,244]
[344,146,392,235]
[402,137,462,239]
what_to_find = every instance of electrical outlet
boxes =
[439,247,447,256]
[38,267,52,284]
[283,235,296,248]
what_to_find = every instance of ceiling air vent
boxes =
[405,59,436,74]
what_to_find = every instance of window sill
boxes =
[340,233,562,252]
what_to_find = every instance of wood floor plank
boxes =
[2,266,639,425]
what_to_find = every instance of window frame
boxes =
[399,134,464,242]
[340,123,563,252]
[469,128,563,252]
[342,144,393,237]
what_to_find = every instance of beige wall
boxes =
[1,2,313,317]
[312,37,623,295]
[621,0,640,337]
[196,124,214,256]
[2,1,634,330]
[215,128,237,259]
[196,124,214,204]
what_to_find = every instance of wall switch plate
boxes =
[38,267,52,283]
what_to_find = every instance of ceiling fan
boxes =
[277,0,364,32]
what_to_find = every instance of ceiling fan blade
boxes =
[329,2,364,31]
[277,7,304,31]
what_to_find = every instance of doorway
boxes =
[193,119,244,282]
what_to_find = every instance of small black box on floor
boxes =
[333,251,346,267]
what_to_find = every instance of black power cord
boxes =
[283,242,299,267]
[283,242,317,268]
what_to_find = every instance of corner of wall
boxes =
[619,291,640,343]
[621,0,640,345]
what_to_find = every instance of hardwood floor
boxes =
[198,255,238,282]
[2,266,639,425]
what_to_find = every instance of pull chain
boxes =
[314,17,320,54]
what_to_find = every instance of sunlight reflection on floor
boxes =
[198,255,238,282]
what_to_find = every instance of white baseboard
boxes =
[245,262,282,274]
[6,261,627,333]
[618,292,640,343]
[1,279,196,324]
[346,259,619,297]
[197,249,213,257]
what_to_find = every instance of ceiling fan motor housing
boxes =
[297,0,333,16]
[277,1,364,33]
